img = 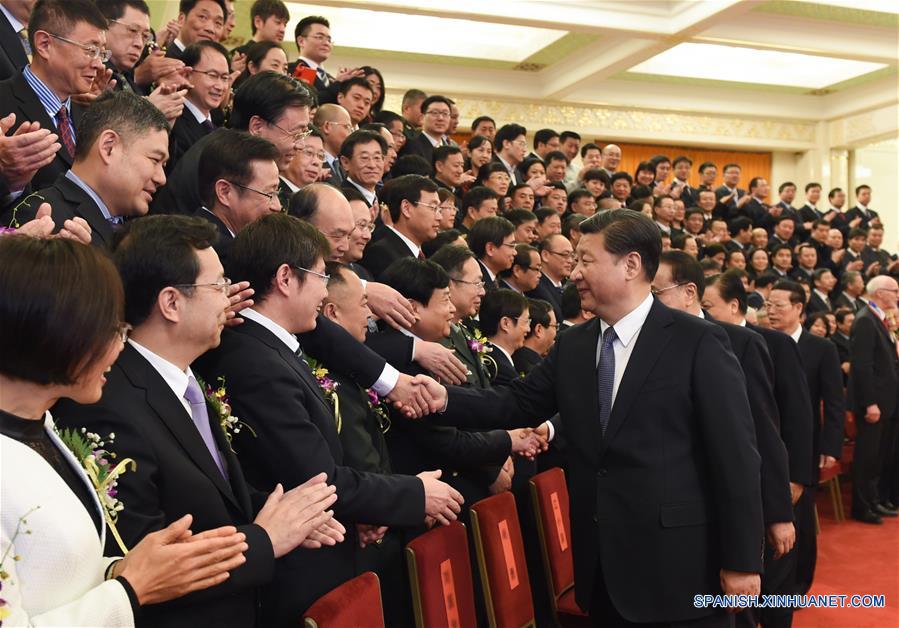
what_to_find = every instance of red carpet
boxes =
[793,480,898,628]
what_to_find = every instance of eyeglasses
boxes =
[173,277,233,294]
[355,220,375,233]
[226,180,280,207]
[193,68,231,83]
[109,20,153,45]
[511,316,531,326]
[650,282,687,296]
[46,32,111,62]
[300,147,326,161]
[327,121,355,132]
[292,265,330,286]
[546,250,575,260]
[499,242,517,250]
[450,277,486,289]
[764,300,793,310]
[267,120,312,144]
[114,322,133,343]
[520,265,543,273]
[414,200,442,215]
[305,33,333,44]
[425,110,450,119]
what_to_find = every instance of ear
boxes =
[31,30,52,60]
[247,115,267,136]
[339,155,350,170]
[97,129,120,165]
[400,199,413,221]
[214,179,233,208]
[253,15,264,31]
[622,251,643,281]
[321,301,338,321]
[157,287,183,324]
[408,299,421,317]
[177,12,186,27]
[499,316,514,334]
[273,263,293,298]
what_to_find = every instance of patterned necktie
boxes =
[18,28,30,57]
[184,375,228,479]
[202,119,215,132]
[56,106,76,157]
[597,326,617,434]
[317,67,329,87]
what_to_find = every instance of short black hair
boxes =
[244,41,283,71]
[479,289,528,337]
[504,208,537,227]
[295,15,329,41]
[382,174,438,222]
[526,298,552,335]
[722,163,741,173]
[827,187,843,200]
[392,154,433,177]
[113,215,217,327]
[707,269,748,314]
[402,89,427,108]
[610,172,633,186]
[583,168,610,184]
[748,177,766,193]
[812,268,833,285]
[579,209,661,281]
[228,213,330,304]
[661,250,705,298]
[468,216,514,258]
[562,213,587,239]
[502,243,538,278]
[672,156,692,168]
[544,150,568,165]
[728,217,752,237]
[198,130,280,209]
[494,123,526,153]
[471,115,495,132]
[568,189,593,208]
[380,258,448,306]
[374,110,403,127]
[231,72,313,131]
[805,182,822,193]
[429,244,475,276]
[338,76,374,98]
[419,95,452,115]
[561,283,582,319]
[535,208,560,225]
[181,39,231,70]
[772,279,807,311]
[462,186,498,214]
[559,131,580,143]
[778,181,796,193]
[634,161,655,179]
[754,274,779,290]
[179,0,226,17]
[533,128,559,149]
[848,227,867,240]
[30,0,108,53]
[75,91,169,162]
[339,129,387,160]
[580,143,600,159]
[840,270,861,289]
[422,229,463,259]
[698,161,716,174]
[834,308,854,325]
[0,235,123,386]
[433,144,462,166]
[650,154,670,168]
[855,184,870,195]
[94,0,150,21]
[249,0,289,34]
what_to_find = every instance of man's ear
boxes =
[157,286,183,324]
[321,301,338,321]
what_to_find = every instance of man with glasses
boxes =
[0,0,108,198]
[340,128,386,215]
[6,91,169,247]
[168,40,229,170]
[527,233,573,320]
[283,126,325,190]
[360,174,440,281]
[166,0,225,61]
[469,215,516,291]
[399,94,454,164]
[289,15,362,105]
[492,122,527,185]
[499,243,542,294]
[312,103,353,185]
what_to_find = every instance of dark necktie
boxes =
[184,375,228,479]
[202,119,215,132]
[330,160,343,183]
[317,67,330,87]
[597,326,617,434]
[56,106,76,157]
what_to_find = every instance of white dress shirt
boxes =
[183,97,211,125]
[388,225,421,258]
[597,292,654,408]
[128,339,194,417]
[788,324,802,343]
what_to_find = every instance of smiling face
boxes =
[179,246,232,352]
[254,105,310,172]
[180,0,224,45]
[448,257,485,320]
[291,256,329,333]
[105,128,169,217]
[219,158,281,232]
[250,46,288,74]
[67,333,125,404]
[413,287,455,341]
[345,199,373,262]
[298,22,332,63]
[189,47,229,112]
[35,21,107,97]
[323,267,371,342]
[341,139,384,190]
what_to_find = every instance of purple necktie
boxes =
[597,326,617,434]
[184,375,228,479]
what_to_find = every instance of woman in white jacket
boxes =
[0,235,250,626]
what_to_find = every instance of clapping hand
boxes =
[224,280,254,326]
[254,475,343,558]
[73,68,116,106]
[16,203,92,245]
[0,114,61,192]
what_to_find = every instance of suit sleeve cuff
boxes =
[371,363,400,397]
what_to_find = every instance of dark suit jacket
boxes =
[488,343,520,386]
[796,330,845,479]
[861,245,894,272]
[845,206,879,231]
[358,226,415,281]
[848,306,898,419]
[748,323,815,487]
[150,130,218,215]
[4,173,115,247]
[194,319,425,623]
[831,332,851,369]
[53,344,275,628]
[165,42,185,61]
[513,346,542,375]
[168,108,213,174]
[805,291,832,315]
[0,11,28,82]
[744,198,768,225]
[435,300,764,622]
[0,71,83,192]
[526,273,564,321]
[714,185,747,222]
[833,292,862,313]
[288,58,339,104]
[397,131,437,164]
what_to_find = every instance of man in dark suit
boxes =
[288,15,350,104]
[151,71,312,216]
[844,184,879,231]
[398,95,454,163]
[805,268,836,315]
[166,41,228,172]
[861,224,896,274]
[0,0,112,199]
[714,163,750,222]
[831,308,853,372]
[195,214,465,624]
[360,174,439,280]
[703,269,815,627]
[426,210,764,626]
[513,298,557,375]
[337,128,386,216]
[833,269,865,312]
[849,276,899,523]
[468,215,516,290]
[492,123,527,186]
[0,0,30,81]
[164,0,226,61]
[5,91,169,246]
[54,214,345,628]
[526,234,572,320]
[767,279,844,594]
[743,176,773,225]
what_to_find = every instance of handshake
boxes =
[386,373,449,418]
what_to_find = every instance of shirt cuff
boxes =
[371,363,400,397]
[543,420,555,441]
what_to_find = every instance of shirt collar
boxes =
[65,170,114,221]
[200,206,235,237]
[481,263,496,283]
[788,324,802,343]
[737,318,747,327]
[422,132,441,148]
[858,203,868,211]
[346,177,376,205]
[280,175,300,194]
[299,56,322,71]
[0,4,23,32]
[600,292,653,348]
[127,338,193,403]
[241,308,300,354]
[173,38,186,51]
[814,288,830,301]
[23,65,70,120]
[868,301,886,321]
[183,97,210,124]
[806,202,817,210]
[388,225,421,258]
[842,291,857,303]
[497,154,516,177]
[491,342,514,368]
[398,326,421,342]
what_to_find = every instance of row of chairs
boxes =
[303,467,587,628]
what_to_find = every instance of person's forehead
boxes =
[190,0,224,16]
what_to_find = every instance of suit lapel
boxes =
[565,319,603,462]
[57,177,114,246]
[118,345,242,510]
[601,300,673,453]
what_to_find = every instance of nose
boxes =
[153,165,167,186]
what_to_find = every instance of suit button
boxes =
[598,468,608,477]
[451,471,459,477]
[593,514,599,524]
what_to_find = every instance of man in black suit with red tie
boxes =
[425,210,764,626]
[359,174,440,280]
[849,275,899,523]
[54,215,346,628]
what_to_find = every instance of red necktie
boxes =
[56,106,76,157]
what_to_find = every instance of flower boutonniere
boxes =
[467,327,493,361]
[56,428,135,554]
[366,388,391,433]
[197,376,256,451]
[303,356,342,433]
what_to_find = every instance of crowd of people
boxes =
[0,1,896,627]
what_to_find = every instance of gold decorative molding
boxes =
[384,92,818,149]
[829,103,899,148]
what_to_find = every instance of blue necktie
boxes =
[597,326,617,434]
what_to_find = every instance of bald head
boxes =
[288,183,355,261]
[601,144,621,171]
[313,104,352,155]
